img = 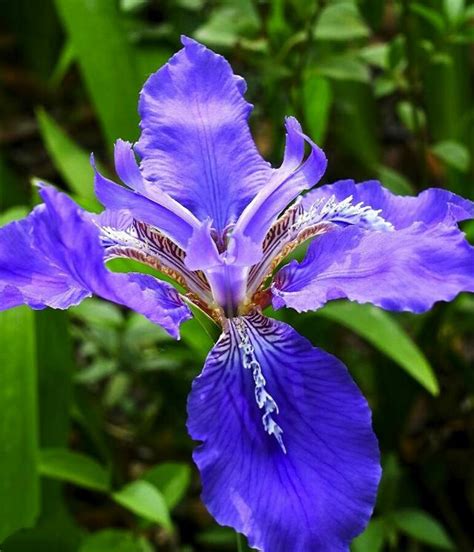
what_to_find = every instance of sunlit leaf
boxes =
[0,306,39,541]
[39,448,110,492]
[390,509,455,549]
[194,3,259,47]
[142,462,191,509]
[315,55,370,83]
[314,2,370,41]
[396,101,426,133]
[358,43,389,69]
[112,480,172,529]
[430,140,470,172]
[315,302,439,395]
[443,0,465,25]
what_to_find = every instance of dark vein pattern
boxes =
[101,220,211,302]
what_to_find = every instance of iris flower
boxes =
[1,37,473,551]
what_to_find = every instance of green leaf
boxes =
[316,302,439,395]
[70,297,124,328]
[315,55,370,83]
[302,74,333,144]
[430,140,471,172]
[351,518,385,552]
[396,101,426,133]
[36,108,101,205]
[112,480,172,529]
[79,529,153,552]
[185,300,221,344]
[104,373,130,407]
[377,165,414,194]
[390,509,455,549]
[5,308,84,551]
[0,205,28,225]
[193,2,260,47]
[358,43,389,69]
[39,448,110,492]
[50,39,75,87]
[180,318,215,363]
[411,3,446,33]
[54,0,140,145]
[443,0,465,24]
[74,359,117,384]
[142,463,191,509]
[314,2,370,41]
[120,0,148,13]
[0,307,40,541]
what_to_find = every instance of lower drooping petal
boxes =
[0,186,191,337]
[187,312,380,552]
[272,223,474,314]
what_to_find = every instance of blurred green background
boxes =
[0,0,473,551]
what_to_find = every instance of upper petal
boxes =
[136,36,271,231]
[187,312,380,552]
[0,186,191,337]
[272,222,474,314]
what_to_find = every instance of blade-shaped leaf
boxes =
[53,0,140,145]
[4,310,85,552]
[39,448,110,492]
[315,302,439,395]
[302,74,333,144]
[0,306,39,541]
[36,108,100,205]
[390,509,455,549]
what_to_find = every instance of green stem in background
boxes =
[236,532,244,552]
[401,0,429,188]
[292,1,322,121]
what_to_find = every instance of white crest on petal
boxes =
[293,194,394,232]
[234,317,286,454]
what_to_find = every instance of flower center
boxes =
[205,264,249,318]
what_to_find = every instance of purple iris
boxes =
[1,36,474,551]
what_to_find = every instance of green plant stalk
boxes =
[401,0,429,188]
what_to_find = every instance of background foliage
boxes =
[0,0,473,550]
